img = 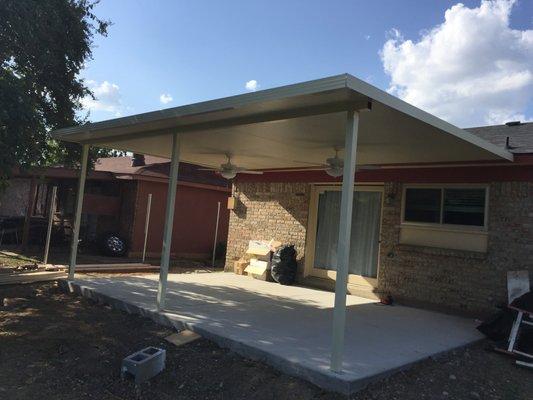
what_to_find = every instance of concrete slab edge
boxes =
[57,279,482,396]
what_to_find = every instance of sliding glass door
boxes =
[307,186,383,286]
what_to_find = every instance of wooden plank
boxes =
[75,266,159,272]
[53,263,156,270]
[0,271,66,285]
[516,360,533,369]
[0,264,158,285]
[165,330,201,347]
[75,263,154,269]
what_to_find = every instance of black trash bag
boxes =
[477,291,533,353]
[271,245,297,285]
[511,291,533,312]
[477,308,515,341]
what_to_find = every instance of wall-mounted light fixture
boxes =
[385,193,395,205]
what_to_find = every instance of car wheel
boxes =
[100,232,128,257]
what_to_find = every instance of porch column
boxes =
[330,110,359,372]
[157,132,181,310]
[68,144,89,280]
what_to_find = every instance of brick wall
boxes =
[226,180,533,316]
[0,178,30,217]
[378,181,533,315]
[225,182,310,273]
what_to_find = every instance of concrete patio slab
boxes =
[60,272,483,394]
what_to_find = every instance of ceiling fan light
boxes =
[220,170,237,180]
[325,167,343,178]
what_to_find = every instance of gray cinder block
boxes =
[121,347,166,384]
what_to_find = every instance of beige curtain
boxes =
[314,190,381,278]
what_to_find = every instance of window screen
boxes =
[443,189,485,226]
[404,188,441,223]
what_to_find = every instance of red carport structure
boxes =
[52,74,511,374]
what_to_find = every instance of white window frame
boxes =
[401,183,489,232]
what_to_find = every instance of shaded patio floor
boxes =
[62,272,483,394]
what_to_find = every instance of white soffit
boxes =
[52,74,513,169]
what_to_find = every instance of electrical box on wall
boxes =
[227,196,235,210]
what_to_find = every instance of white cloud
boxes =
[245,80,259,92]
[380,0,533,127]
[81,80,123,117]
[159,93,173,104]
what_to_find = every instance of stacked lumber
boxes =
[71,263,158,272]
[0,271,66,285]
[0,263,158,285]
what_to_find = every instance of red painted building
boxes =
[93,155,231,259]
[0,156,230,259]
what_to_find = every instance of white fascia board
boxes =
[51,74,351,140]
[52,73,514,162]
[346,75,513,161]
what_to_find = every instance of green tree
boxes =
[0,0,117,190]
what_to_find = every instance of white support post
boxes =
[330,110,359,373]
[68,144,89,280]
[211,201,221,267]
[142,193,153,263]
[157,133,181,310]
[43,186,57,265]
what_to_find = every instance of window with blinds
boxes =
[403,187,486,227]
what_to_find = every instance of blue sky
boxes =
[82,0,533,127]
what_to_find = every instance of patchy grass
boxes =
[0,250,39,268]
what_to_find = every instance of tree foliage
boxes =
[0,0,116,189]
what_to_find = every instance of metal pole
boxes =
[142,193,153,263]
[211,201,221,267]
[43,186,57,264]
[68,144,89,280]
[157,133,180,310]
[330,110,359,373]
[21,177,37,250]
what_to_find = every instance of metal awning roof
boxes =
[52,74,513,169]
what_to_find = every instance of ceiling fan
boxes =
[199,154,263,180]
[323,149,344,177]
[294,148,379,177]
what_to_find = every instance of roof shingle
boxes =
[94,155,229,187]
[466,122,533,154]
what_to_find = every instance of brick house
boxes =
[51,74,532,323]
[224,122,533,316]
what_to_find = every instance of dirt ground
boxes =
[0,246,222,268]
[0,282,531,400]
[0,248,222,277]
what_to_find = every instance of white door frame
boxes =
[304,184,384,288]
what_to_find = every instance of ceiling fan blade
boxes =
[357,165,380,170]
[197,168,220,171]
[291,160,329,167]
[239,170,264,175]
